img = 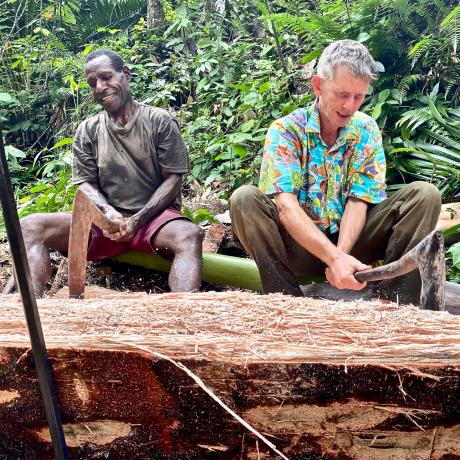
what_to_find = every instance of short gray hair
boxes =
[317,40,378,81]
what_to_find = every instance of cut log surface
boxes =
[0,290,459,459]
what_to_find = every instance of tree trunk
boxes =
[146,0,165,31]
[229,0,265,40]
[0,290,459,459]
[204,0,214,22]
[245,0,265,39]
[203,0,226,33]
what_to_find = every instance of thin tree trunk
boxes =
[215,0,226,16]
[146,0,165,31]
[264,0,288,74]
[246,0,265,39]
[204,0,213,22]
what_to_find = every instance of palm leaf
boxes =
[268,12,344,41]
[396,107,431,132]
[420,127,460,152]
[74,0,146,46]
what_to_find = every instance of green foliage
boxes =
[447,242,460,268]
[17,141,76,216]
[181,207,219,225]
[388,88,460,197]
[69,0,147,47]
[1,0,460,217]
[446,241,460,282]
[443,223,460,237]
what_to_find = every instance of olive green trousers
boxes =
[229,182,442,304]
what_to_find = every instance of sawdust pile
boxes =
[1,290,459,364]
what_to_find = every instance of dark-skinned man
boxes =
[3,49,203,297]
[230,40,441,304]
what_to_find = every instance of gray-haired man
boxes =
[230,40,441,303]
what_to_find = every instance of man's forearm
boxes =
[275,192,370,290]
[275,193,340,266]
[130,173,182,229]
[337,198,368,254]
[79,182,118,215]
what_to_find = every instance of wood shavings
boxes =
[0,291,459,365]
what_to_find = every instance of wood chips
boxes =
[1,290,459,364]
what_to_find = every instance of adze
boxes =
[68,186,119,299]
[354,230,446,311]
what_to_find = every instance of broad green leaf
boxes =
[51,138,74,150]
[191,164,201,177]
[229,132,253,143]
[357,32,371,42]
[205,143,224,154]
[59,4,76,24]
[239,120,256,132]
[378,89,391,102]
[0,93,17,105]
[4,145,26,159]
[375,61,385,73]
[300,49,321,64]
[243,92,259,105]
[258,82,271,93]
[29,184,49,193]
[447,242,460,268]
[428,98,445,124]
[232,144,248,158]
[82,44,94,56]
[66,75,79,89]
[430,82,440,99]
[372,102,383,120]
[443,223,460,237]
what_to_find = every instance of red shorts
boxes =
[86,208,188,261]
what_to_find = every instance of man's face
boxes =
[85,55,132,114]
[311,65,370,133]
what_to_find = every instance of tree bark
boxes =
[204,0,214,22]
[146,0,165,31]
[245,0,265,39]
[0,291,459,458]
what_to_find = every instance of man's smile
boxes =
[100,93,116,104]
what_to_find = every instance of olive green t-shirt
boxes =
[72,101,189,215]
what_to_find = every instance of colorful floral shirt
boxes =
[259,102,387,234]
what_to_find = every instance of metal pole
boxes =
[0,126,69,459]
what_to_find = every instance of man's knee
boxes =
[229,185,262,214]
[171,222,204,253]
[406,181,442,208]
[19,213,71,250]
[20,214,48,244]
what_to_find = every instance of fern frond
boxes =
[420,128,460,155]
[76,0,146,43]
[396,107,431,132]
[269,12,344,41]
[408,37,436,66]
[396,74,422,102]
[440,5,460,29]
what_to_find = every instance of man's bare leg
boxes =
[2,213,71,297]
[151,219,204,292]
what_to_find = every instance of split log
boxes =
[203,223,226,253]
[0,290,459,459]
